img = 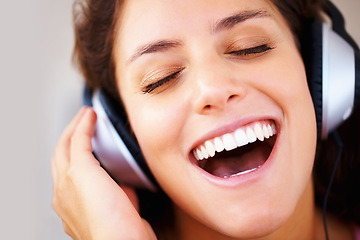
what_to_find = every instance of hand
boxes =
[51,107,156,240]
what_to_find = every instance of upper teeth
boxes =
[193,121,276,161]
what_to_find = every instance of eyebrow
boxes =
[127,9,271,64]
[212,9,271,34]
[128,40,183,64]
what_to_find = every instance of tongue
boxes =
[201,141,272,178]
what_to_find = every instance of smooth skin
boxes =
[116,0,317,239]
[51,0,354,239]
[51,107,156,239]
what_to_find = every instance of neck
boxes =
[173,180,320,240]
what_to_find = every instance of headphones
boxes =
[83,1,360,190]
[302,1,360,139]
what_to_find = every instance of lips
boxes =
[192,120,277,178]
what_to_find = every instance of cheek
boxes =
[255,48,316,134]
[259,53,310,105]
[251,49,317,184]
[125,95,188,173]
[273,51,317,186]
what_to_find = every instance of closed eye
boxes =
[142,70,183,94]
[227,44,273,57]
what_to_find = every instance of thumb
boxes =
[122,186,140,212]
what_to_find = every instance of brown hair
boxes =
[73,0,123,100]
[72,0,360,233]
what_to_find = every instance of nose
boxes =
[192,62,247,115]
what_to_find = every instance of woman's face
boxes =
[115,0,317,238]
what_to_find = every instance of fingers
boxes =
[51,108,91,239]
[142,219,158,240]
[70,107,97,166]
[51,107,91,177]
[51,106,97,207]
[62,220,76,240]
[122,186,140,212]
[51,107,155,239]
[57,107,90,156]
[62,107,89,143]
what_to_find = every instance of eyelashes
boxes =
[226,44,273,57]
[141,44,274,94]
[142,69,183,94]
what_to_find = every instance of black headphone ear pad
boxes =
[302,20,324,138]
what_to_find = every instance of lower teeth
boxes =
[223,166,260,178]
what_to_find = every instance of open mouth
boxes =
[192,120,277,179]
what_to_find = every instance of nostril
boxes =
[195,84,246,114]
[228,94,239,102]
[202,94,240,112]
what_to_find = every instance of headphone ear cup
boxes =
[83,86,157,190]
[302,20,324,139]
[303,18,357,139]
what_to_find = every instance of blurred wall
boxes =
[0,0,78,239]
[0,0,358,239]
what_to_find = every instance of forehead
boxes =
[115,0,284,61]
[120,0,277,34]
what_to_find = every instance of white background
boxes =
[0,0,359,239]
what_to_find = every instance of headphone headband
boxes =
[325,1,359,51]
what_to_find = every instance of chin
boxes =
[213,200,295,239]
[162,117,315,239]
